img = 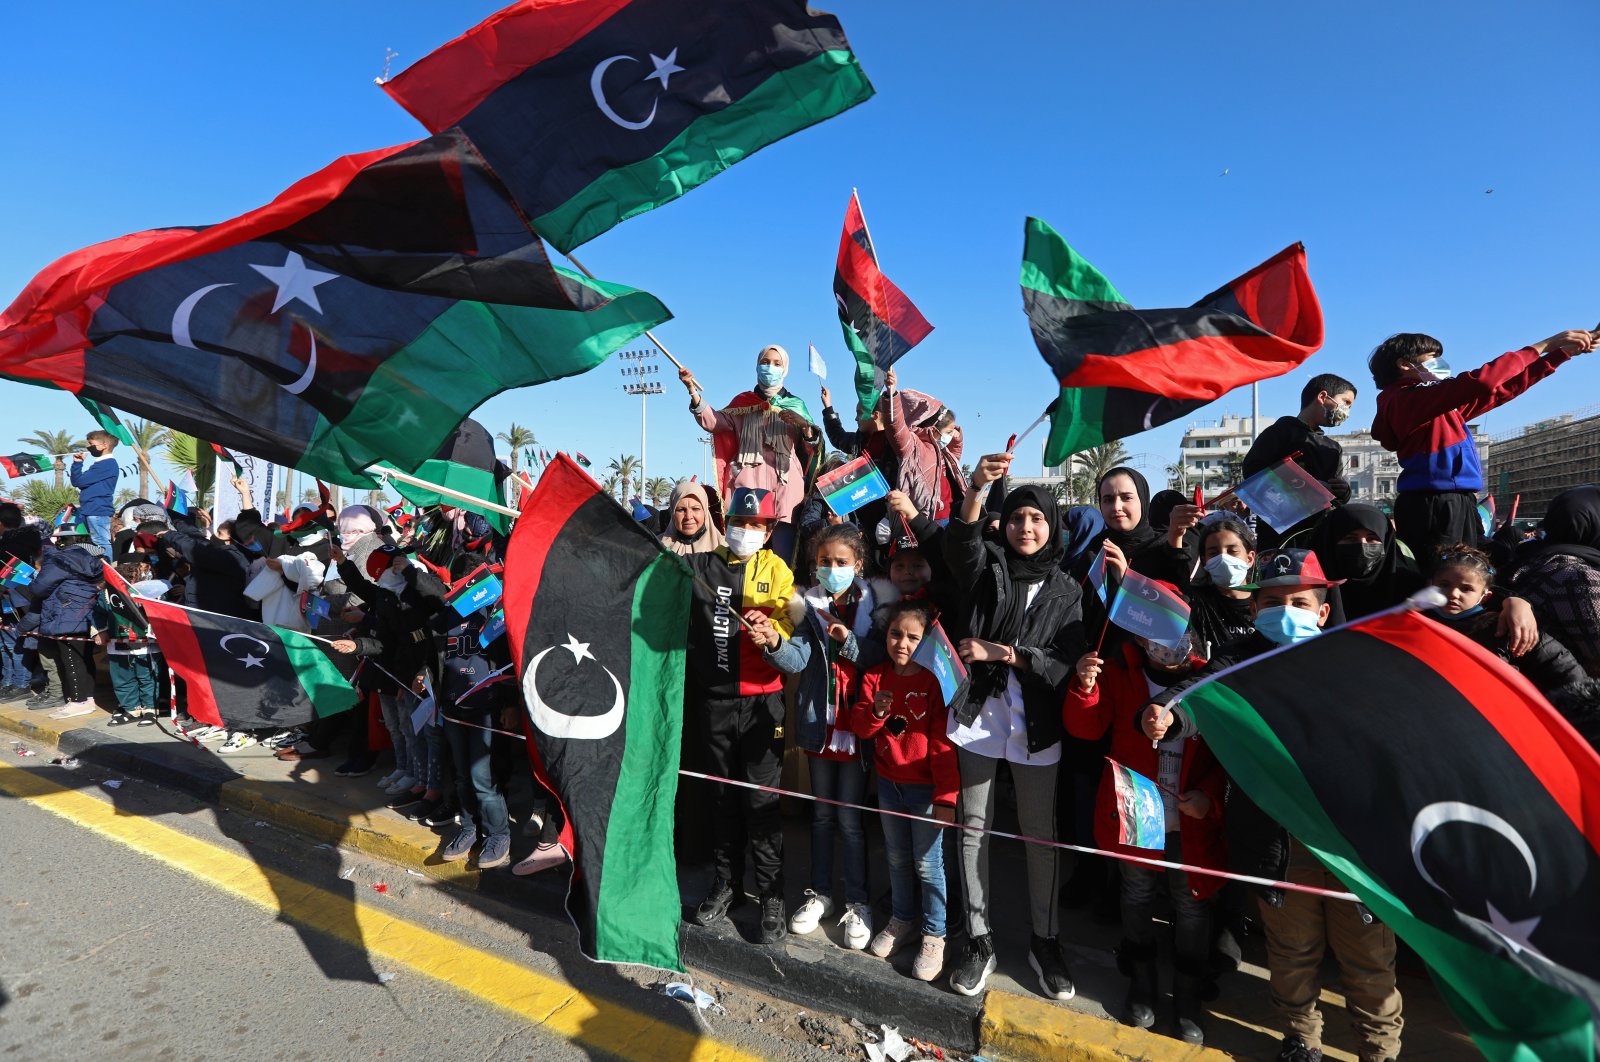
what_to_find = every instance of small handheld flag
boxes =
[1107,758,1168,850]
[0,453,51,478]
[409,675,437,735]
[1231,456,1334,532]
[163,480,190,517]
[1106,569,1191,649]
[210,442,244,476]
[575,452,592,469]
[816,454,891,517]
[1477,494,1497,537]
[301,592,332,631]
[0,557,37,587]
[479,608,507,648]
[809,342,827,380]
[445,564,504,617]
[910,618,969,706]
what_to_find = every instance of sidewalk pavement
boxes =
[0,693,1475,1061]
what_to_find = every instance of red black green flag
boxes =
[0,453,50,478]
[1181,608,1600,1061]
[374,418,511,533]
[0,130,671,487]
[503,454,692,970]
[834,190,933,416]
[137,596,359,731]
[382,0,875,253]
[1021,218,1323,463]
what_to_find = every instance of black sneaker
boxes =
[334,755,375,778]
[1276,1036,1323,1062]
[690,878,744,926]
[756,895,786,945]
[385,789,424,811]
[417,801,461,828]
[1029,934,1075,1000]
[949,933,996,996]
[24,691,59,711]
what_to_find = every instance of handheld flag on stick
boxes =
[1477,495,1497,537]
[0,557,37,588]
[1229,455,1333,532]
[162,480,190,517]
[835,190,934,416]
[381,0,875,253]
[911,618,970,706]
[210,442,244,476]
[0,453,51,478]
[1107,758,1168,850]
[816,453,891,517]
[1180,602,1600,1061]
[445,564,504,617]
[409,673,437,735]
[1021,218,1323,463]
[479,608,507,649]
[809,342,827,380]
[1106,569,1191,649]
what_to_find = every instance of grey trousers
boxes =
[956,747,1060,939]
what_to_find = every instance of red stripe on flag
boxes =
[835,209,932,345]
[1228,243,1321,349]
[143,600,224,728]
[1359,612,1600,856]
[502,454,603,672]
[382,0,634,133]
[1063,333,1320,399]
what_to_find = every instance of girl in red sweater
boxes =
[1064,626,1226,1045]
[850,600,959,982]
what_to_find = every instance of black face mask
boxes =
[1336,541,1385,579]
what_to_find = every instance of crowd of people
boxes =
[2,329,1598,1060]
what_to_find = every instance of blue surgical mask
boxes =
[1254,605,1323,646]
[937,432,954,449]
[1204,553,1251,588]
[1420,358,1453,381]
[756,365,785,390]
[815,565,856,595]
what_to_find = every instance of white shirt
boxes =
[947,582,1061,766]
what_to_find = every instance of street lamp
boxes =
[619,349,663,499]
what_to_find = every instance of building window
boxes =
[1349,456,1360,468]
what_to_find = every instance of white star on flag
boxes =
[645,48,684,89]
[561,634,595,665]
[250,251,340,315]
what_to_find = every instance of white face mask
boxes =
[1204,552,1252,588]
[726,526,768,558]
[1420,358,1453,381]
[937,432,954,449]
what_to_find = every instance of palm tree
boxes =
[18,480,80,519]
[125,419,171,499]
[607,454,641,501]
[161,432,217,508]
[1221,452,1247,488]
[601,472,623,501]
[1077,442,1131,487]
[644,476,675,507]
[497,423,538,476]
[18,428,84,489]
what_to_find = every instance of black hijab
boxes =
[969,485,1063,703]
[1095,467,1160,555]
[1538,485,1600,569]
[1148,490,1187,531]
[1312,503,1421,620]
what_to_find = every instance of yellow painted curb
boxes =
[982,989,1234,1062]
[0,758,761,1062]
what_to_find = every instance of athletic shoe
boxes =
[260,729,301,750]
[788,890,833,934]
[376,770,402,789]
[912,935,946,982]
[219,732,259,753]
[1028,934,1075,1000]
[949,933,997,997]
[48,701,98,720]
[512,842,566,876]
[1276,1036,1323,1062]
[690,878,743,926]
[384,774,418,795]
[477,834,511,869]
[385,788,425,811]
[756,895,786,945]
[868,916,917,959]
[838,904,873,951]
[439,827,476,862]
[24,691,59,711]
[416,801,460,828]
[334,756,375,778]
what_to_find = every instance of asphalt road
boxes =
[0,760,845,1062]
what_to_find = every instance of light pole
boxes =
[699,435,712,485]
[619,349,663,501]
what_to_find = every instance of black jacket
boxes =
[336,560,450,688]
[942,515,1084,752]
[1243,415,1351,502]
[159,524,254,618]
[1428,608,1588,697]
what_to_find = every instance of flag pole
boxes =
[369,466,520,518]
[560,251,685,374]
[851,187,880,266]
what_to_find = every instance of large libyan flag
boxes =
[1181,608,1600,1062]
[1021,218,1322,463]
[503,454,692,970]
[382,0,875,253]
[0,129,670,486]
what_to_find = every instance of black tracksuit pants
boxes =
[685,688,785,899]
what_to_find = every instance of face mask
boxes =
[1144,632,1193,667]
[86,445,103,457]
[756,365,785,390]
[1322,401,1349,427]
[726,526,768,558]
[1254,605,1323,646]
[1455,603,1485,617]
[1336,541,1385,579]
[937,432,953,449]
[1419,358,1452,381]
[815,565,856,594]
[1204,553,1251,588]
[378,568,407,591]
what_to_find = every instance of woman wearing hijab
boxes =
[1059,506,1105,576]
[659,479,726,556]
[1512,484,1600,678]
[678,344,822,556]
[883,378,965,523]
[942,452,1084,1001]
[1311,503,1424,624]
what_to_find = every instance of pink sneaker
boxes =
[512,842,567,876]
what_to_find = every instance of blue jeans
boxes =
[806,755,869,904]
[445,712,509,841]
[878,779,947,937]
[0,624,30,688]
[84,515,111,554]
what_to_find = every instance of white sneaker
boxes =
[385,774,418,794]
[376,770,401,788]
[788,890,833,934]
[220,732,259,753]
[839,903,873,951]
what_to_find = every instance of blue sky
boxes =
[3,1,1597,496]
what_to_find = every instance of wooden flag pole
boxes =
[560,251,685,374]
[370,466,520,519]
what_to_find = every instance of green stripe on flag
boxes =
[592,551,691,970]
[276,629,358,720]
[1044,385,1110,465]
[1185,679,1594,1062]
[1021,218,1131,308]
[535,50,874,253]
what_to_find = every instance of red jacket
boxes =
[849,664,960,807]
[1062,643,1228,899]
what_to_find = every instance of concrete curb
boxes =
[1,709,1221,1061]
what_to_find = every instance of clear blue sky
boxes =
[4,1,1597,494]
